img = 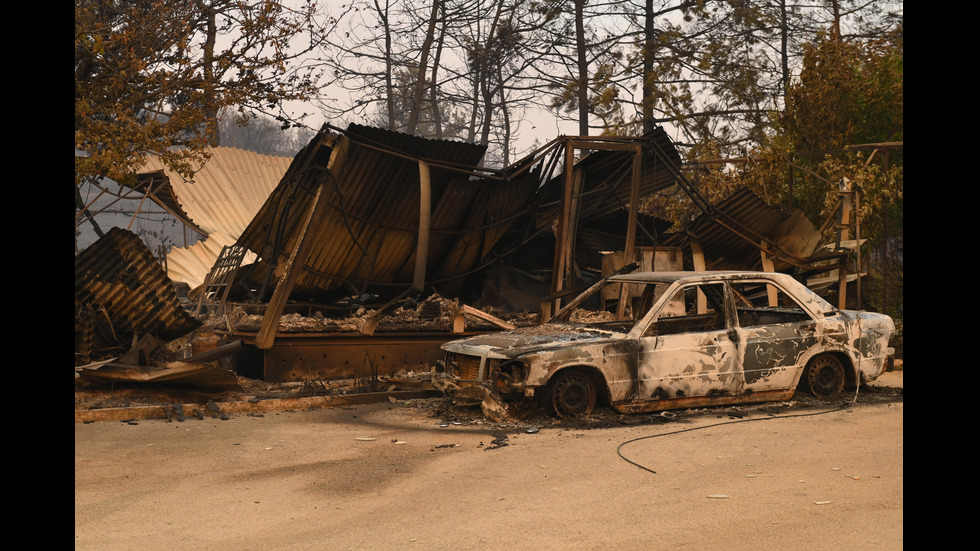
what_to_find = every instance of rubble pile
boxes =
[208,294,540,335]
[568,308,618,323]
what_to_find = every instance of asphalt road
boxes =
[75,371,903,551]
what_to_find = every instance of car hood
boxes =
[838,309,896,330]
[441,324,620,359]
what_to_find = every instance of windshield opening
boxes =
[551,280,672,330]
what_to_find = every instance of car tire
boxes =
[544,368,598,417]
[804,354,846,400]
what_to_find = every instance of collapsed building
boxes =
[75,123,863,387]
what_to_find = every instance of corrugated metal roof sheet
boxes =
[138,146,292,287]
[663,187,825,271]
[236,124,540,301]
[75,228,202,347]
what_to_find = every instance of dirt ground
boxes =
[75,370,902,551]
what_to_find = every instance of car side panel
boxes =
[523,341,636,402]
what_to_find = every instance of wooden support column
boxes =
[854,187,862,308]
[836,178,852,249]
[690,239,707,314]
[255,139,349,350]
[760,241,778,307]
[836,177,853,309]
[414,160,431,293]
[624,145,642,268]
[838,265,848,309]
[255,183,329,350]
[616,144,643,320]
[551,142,579,313]
[690,239,706,272]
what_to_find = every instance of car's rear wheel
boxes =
[544,368,598,417]
[804,354,846,400]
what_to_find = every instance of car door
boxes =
[729,279,819,392]
[634,282,740,401]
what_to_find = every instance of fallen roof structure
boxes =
[233,124,541,304]
[226,123,551,349]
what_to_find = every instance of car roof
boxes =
[605,270,788,284]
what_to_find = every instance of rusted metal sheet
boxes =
[437,271,895,417]
[75,228,203,362]
[225,330,487,383]
[77,339,244,390]
[76,360,242,391]
[235,124,540,302]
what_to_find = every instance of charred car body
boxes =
[434,271,895,417]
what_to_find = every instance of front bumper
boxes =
[431,372,486,402]
[430,372,514,421]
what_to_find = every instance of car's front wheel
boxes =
[803,354,846,400]
[544,368,598,417]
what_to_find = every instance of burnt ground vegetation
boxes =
[420,380,903,432]
[75,368,902,435]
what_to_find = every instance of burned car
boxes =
[434,271,895,417]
